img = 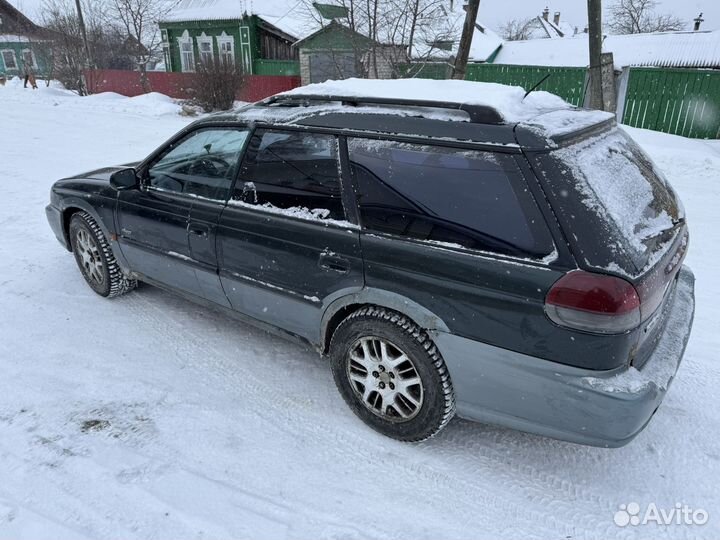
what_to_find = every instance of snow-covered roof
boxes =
[160,0,310,39]
[0,33,31,42]
[539,16,575,38]
[468,23,503,61]
[409,3,501,62]
[0,0,51,40]
[493,30,720,69]
[280,77,597,126]
[439,5,502,60]
[537,17,563,39]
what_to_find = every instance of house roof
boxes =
[160,0,310,39]
[539,16,575,38]
[410,3,501,62]
[492,30,720,69]
[0,0,50,40]
[469,22,503,61]
[293,19,374,48]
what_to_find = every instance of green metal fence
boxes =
[622,67,720,139]
[397,62,451,80]
[252,59,300,76]
[465,64,587,106]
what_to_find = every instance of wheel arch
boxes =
[320,288,451,354]
[60,199,112,252]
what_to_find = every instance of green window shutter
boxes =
[239,25,252,73]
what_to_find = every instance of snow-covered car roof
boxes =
[206,79,615,145]
[281,78,614,132]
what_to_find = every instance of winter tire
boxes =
[69,212,136,298]
[330,306,455,442]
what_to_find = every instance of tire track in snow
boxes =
[116,286,640,539]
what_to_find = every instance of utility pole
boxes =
[587,0,603,109]
[452,0,480,80]
[74,0,92,69]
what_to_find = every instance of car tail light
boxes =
[545,270,641,334]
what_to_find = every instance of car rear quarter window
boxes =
[347,138,554,259]
[231,129,345,221]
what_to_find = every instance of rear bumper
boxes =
[434,265,695,447]
[45,204,69,250]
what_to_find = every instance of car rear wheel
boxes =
[69,212,136,298]
[330,306,455,441]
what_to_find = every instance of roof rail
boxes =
[263,94,505,124]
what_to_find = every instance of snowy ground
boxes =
[1,79,719,539]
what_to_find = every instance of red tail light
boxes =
[545,270,641,334]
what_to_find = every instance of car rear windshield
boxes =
[534,127,682,275]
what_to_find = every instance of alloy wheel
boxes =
[75,228,105,286]
[347,336,424,422]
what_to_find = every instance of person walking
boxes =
[23,61,38,89]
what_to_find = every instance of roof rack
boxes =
[263,94,505,125]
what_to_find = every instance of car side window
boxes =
[147,128,249,201]
[231,129,345,221]
[347,138,554,258]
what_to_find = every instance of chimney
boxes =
[553,11,561,26]
[694,12,704,31]
[542,7,549,21]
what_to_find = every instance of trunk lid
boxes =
[529,124,688,364]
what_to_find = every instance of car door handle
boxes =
[188,223,210,237]
[319,254,350,273]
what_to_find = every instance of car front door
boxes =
[216,128,364,342]
[117,127,249,298]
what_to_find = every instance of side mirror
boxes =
[109,168,139,190]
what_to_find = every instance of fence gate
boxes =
[622,67,720,139]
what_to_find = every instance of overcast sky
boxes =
[8,0,718,32]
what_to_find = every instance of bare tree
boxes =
[40,0,139,92]
[607,0,685,34]
[297,0,457,81]
[499,17,534,41]
[40,0,98,93]
[107,0,177,91]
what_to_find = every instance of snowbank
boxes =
[0,79,183,117]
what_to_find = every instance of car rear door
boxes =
[216,128,363,342]
[346,138,577,365]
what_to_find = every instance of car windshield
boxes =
[548,127,682,273]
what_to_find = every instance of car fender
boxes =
[320,287,451,349]
[60,196,113,237]
[58,195,130,271]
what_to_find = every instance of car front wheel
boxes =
[330,306,455,442]
[69,212,136,298]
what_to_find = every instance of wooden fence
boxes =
[621,67,720,139]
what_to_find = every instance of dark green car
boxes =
[45,81,695,447]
